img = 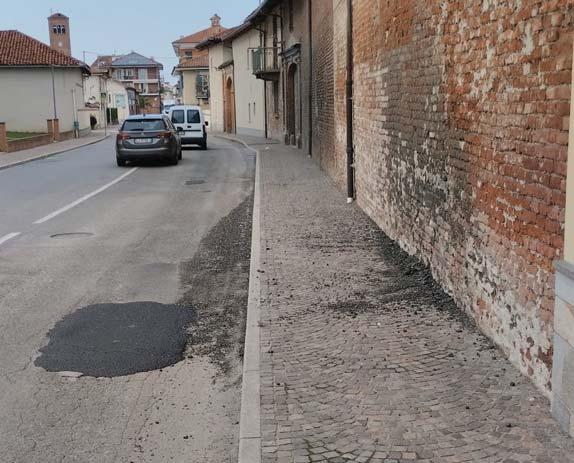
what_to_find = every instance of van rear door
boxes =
[185,109,203,139]
[171,109,185,132]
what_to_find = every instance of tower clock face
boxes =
[58,42,63,47]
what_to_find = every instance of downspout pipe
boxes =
[346,0,355,203]
[308,0,313,158]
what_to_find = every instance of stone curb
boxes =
[0,134,111,172]
[216,134,263,463]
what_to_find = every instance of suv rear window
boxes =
[187,110,200,124]
[122,119,166,131]
[171,110,185,124]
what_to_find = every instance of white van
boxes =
[168,105,208,150]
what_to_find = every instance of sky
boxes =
[0,0,260,82]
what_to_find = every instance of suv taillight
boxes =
[156,131,172,139]
[117,133,130,140]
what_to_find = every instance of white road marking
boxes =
[0,232,21,246]
[34,168,138,225]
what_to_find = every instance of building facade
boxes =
[198,23,266,137]
[0,30,89,134]
[214,0,574,435]
[172,14,226,120]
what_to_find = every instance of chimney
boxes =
[211,14,221,28]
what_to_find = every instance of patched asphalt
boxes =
[35,302,196,377]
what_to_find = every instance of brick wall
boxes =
[346,0,573,394]
[330,0,349,189]
[286,0,311,151]
[311,0,336,174]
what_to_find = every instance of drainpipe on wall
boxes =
[308,0,313,158]
[50,65,58,121]
[346,0,355,203]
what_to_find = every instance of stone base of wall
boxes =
[552,260,574,437]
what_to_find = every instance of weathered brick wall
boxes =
[331,0,349,189]
[292,0,311,153]
[349,0,573,394]
[311,0,336,174]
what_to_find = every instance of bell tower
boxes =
[48,13,71,56]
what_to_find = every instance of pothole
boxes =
[185,179,206,185]
[50,232,94,239]
[35,302,196,378]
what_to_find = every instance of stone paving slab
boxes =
[245,138,574,463]
[0,130,111,170]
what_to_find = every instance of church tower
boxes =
[48,13,71,56]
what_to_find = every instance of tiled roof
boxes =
[196,26,240,50]
[90,55,113,73]
[175,53,209,70]
[0,30,87,69]
[221,22,253,42]
[173,25,226,45]
[111,52,163,69]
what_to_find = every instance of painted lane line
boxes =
[0,232,21,246]
[34,168,138,225]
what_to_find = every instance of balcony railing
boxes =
[251,47,280,81]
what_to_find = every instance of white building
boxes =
[84,75,131,126]
[0,30,90,134]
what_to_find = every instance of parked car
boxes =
[116,115,182,167]
[168,105,208,150]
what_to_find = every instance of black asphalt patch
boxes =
[35,302,196,377]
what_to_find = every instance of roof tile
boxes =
[0,30,85,67]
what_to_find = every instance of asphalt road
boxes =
[0,136,255,462]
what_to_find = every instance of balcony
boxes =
[196,74,210,99]
[251,47,280,81]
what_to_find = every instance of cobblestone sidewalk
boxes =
[249,138,574,463]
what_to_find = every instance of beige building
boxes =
[201,41,231,133]
[83,75,131,126]
[231,26,265,138]
[0,30,89,134]
[197,23,266,137]
[172,14,226,121]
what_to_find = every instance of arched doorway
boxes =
[286,63,298,145]
[224,76,235,133]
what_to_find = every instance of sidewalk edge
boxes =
[0,134,111,171]
[231,135,262,463]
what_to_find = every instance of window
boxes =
[288,0,294,32]
[122,119,166,131]
[139,68,148,80]
[187,110,200,124]
[185,51,193,58]
[61,25,66,34]
[248,103,252,123]
[115,94,126,108]
[171,110,185,124]
[253,102,256,116]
